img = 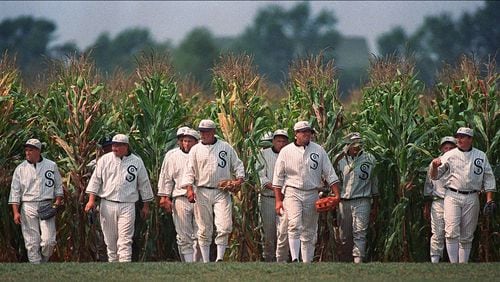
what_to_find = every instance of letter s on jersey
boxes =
[473,158,484,175]
[310,153,319,170]
[218,151,228,168]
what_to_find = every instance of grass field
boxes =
[0,262,499,281]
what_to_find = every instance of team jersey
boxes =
[272,141,339,191]
[182,139,245,188]
[424,162,446,198]
[86,152,154,202]
[158,148,191,198]
[433,147,496,192]
[257,147,279,197]
[9,158,64,204]
[336,151,378,199]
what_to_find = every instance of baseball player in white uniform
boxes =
[430,127,496,263]
[257,129,290,262]
[335,132,378,264]
[423,136,456,263]
[273,121,340,263]
[84,134,154,262]
[158,128,201,262]
[9,138,63,264]
[182,119,245,263]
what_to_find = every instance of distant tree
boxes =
[50,42,81,61]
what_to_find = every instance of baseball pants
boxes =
[173,196,198,258]
[99,199,136,262]
[20,201,57,263]
[259,195,278,262]
[444,190,479,263]
[276,207,290,262]
[283,188,319,263]
[430,199,445,258]
[194,188,232,247]
[337,198,371,261]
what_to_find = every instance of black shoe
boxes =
[291,259,298,263]
[216,259,223,262]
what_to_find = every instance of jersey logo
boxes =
[218,151,228,168]
[359,163,370,180]
[310,153,319,170]
[473,158,484,175]
[126,165,138,182]
[45,170,55,187]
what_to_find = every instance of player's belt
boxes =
[198,186,217,189]
[447,188,478,195]
[103,198,121,203]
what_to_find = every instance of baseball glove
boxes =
[218,179,241,193]
[315,196,340,213]
[38,203,58,220]
[483,201,497,216]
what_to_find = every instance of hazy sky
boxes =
[1,1,484,53]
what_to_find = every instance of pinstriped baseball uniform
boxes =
[158,147,199,260]
[182,139,245,252]
[272,141,339,263]
[9,158,63,263]
[258,147,289,262]
[336,151,377,262]
[86,152,154,262]
[424,162,447,260]
[433,147,496,260]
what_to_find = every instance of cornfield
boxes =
[0,50,498,262]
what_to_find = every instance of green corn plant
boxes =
[210,53,275,261]
[354,54,434,262]
[426,55,499,261]
[119,51,190,261]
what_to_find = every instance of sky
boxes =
[1,1,485,53]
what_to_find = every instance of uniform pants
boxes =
[337,198,371,259]
[173,196,198,256]
[284,188,318,263]
[444,190,479,251]
[194,188,232,247]
[259,195,278,262]
[100,200,136,262]
[430,199,445,258]
[276,208,290,262]
[21,201,57,263]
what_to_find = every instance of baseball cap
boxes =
[273,129,289,139]
[24,138,42,150]
[99,135,114,147]
[293,121,315,133]
[455,127,473,137]
[261,131,273,142]
[112,134,129,144]
[184,128,200,140]
[198,119,216,131]
[440,136,456,146]
[176,126,190,137]
[344,132,363,145]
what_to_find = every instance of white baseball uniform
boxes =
[182,138,245,262]
[257,147,289,262]
[424,161,447,261]
[433,147,496,263]
[336,151,378,262]
[86,152,154,262]
[158,147,200,262]
[9,158,63,263]
[273,141,339,263]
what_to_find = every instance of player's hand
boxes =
[431,158,442,168]
[187,186,196,203]
[275,199,284,216]
[84,200,95,213]
[141,204,150,219]
[13,212,21,225]
[161,197,173,213]
[264,183,274,190]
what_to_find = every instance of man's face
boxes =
[25,146,41,163]
[182,136,198,152]
[455,134,472,150]
[272,136,289,152]
[112,143,129,158]
[347,143,362,157]
[200,129,216,144]
[440,142,456,154]
[294,129,312,146]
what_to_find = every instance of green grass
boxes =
[0,262,499,281]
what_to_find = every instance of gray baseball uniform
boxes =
[424,162,447,261]
[86,152,154,262]
[273,141,339,263]
[9,158,63,263]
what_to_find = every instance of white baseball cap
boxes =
[198,119,216,131]
[455,127,473,137]
[260,131,273,141]
[440,136,457,146]
[112,134,129,144]
[344,132,363,145]
[184,129,200,140]
[24,138,42,150]
[273,129,289,139]
[176,126,190,137]
[293,121,315,133]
